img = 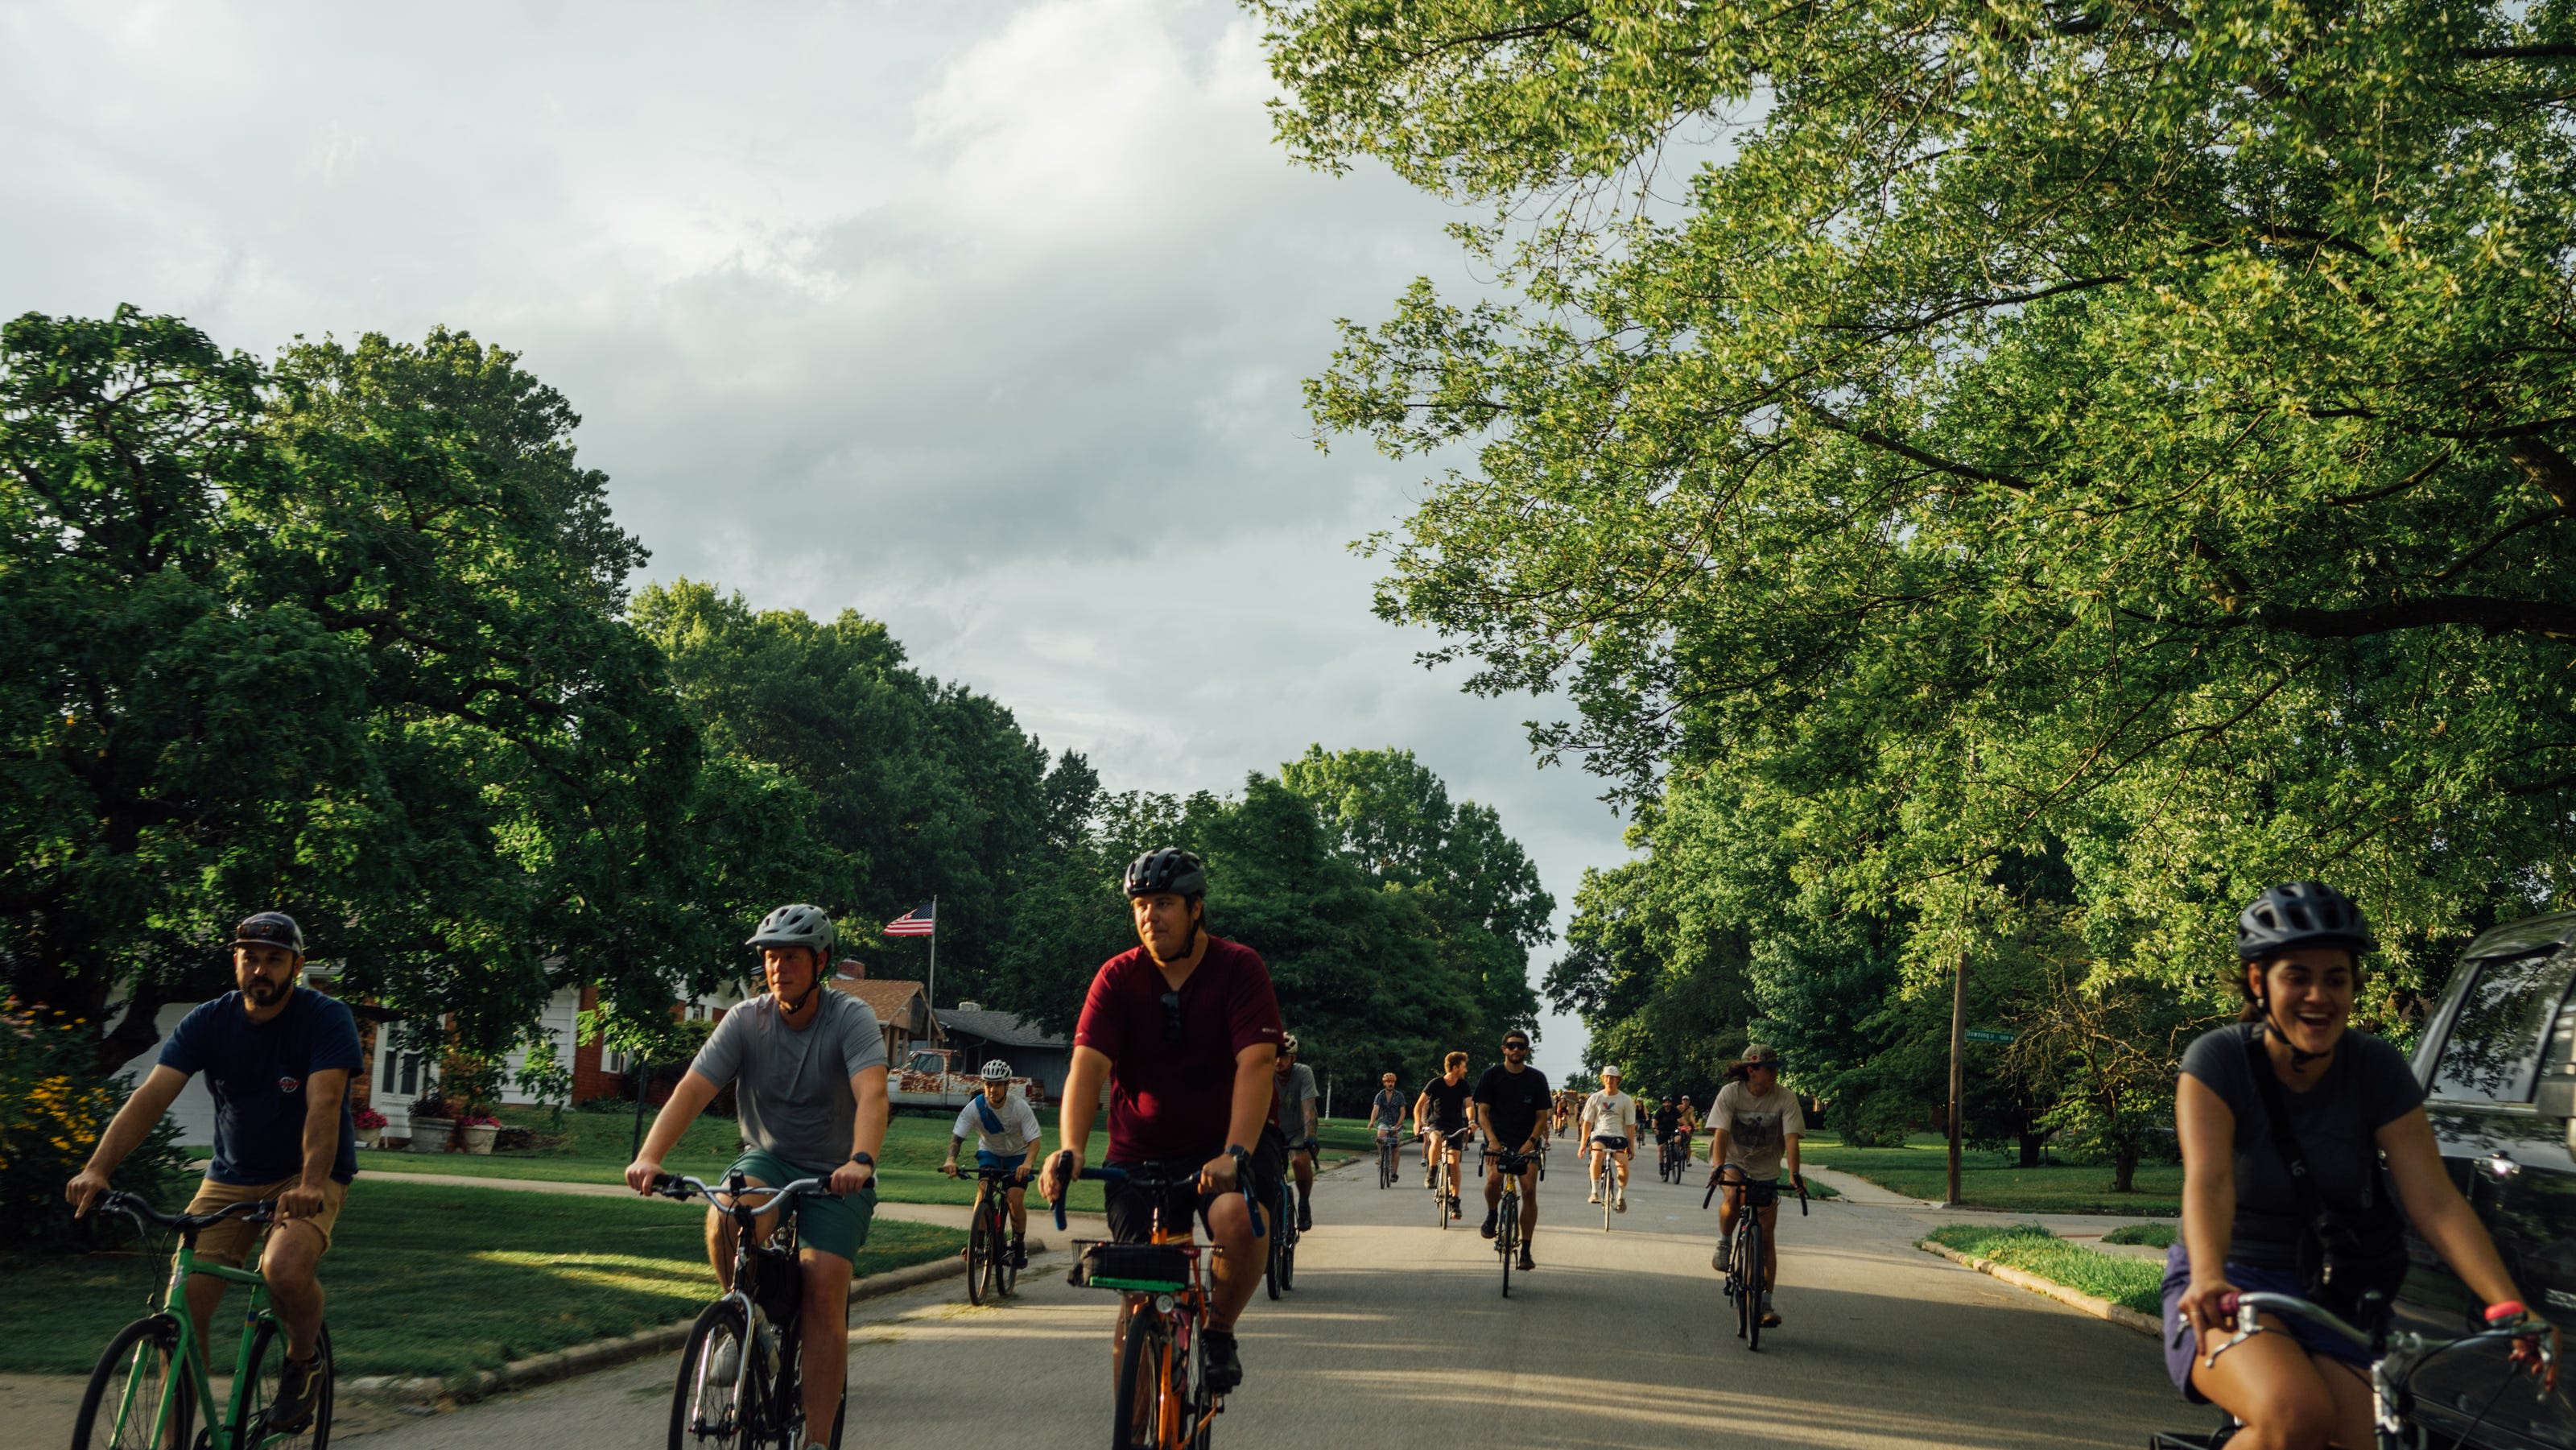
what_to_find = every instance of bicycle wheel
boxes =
[72,1315,193,1450]
[1111,1301,1169,1450]
[1264,1185,1287,1301]
[669,1299,754,1450]
[995,1206,1019,1299]
[1498,1192,1516,1299]
[1743,1215,1767,1352]
[966,1201,992,1307]
[240,1318,333,1449]
[1433,1162,1449,1229]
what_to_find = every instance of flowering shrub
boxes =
[352,1107,388,1131]
[458,1113,502,1129]
[0,998,191,1256]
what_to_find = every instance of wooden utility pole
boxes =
[1944,948,1967,1208]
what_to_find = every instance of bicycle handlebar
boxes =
[2181,1290,2559,1394]
[1701,1164,1809,1212]
[1041,1152,1266,1239]
[92,1190,275,1233]
[651,1172,836,1216]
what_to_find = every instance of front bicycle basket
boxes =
[1068,1241,1192,1294]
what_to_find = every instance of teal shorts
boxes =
[725,1149,875,1263]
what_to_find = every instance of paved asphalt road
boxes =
[344,1145,2183,1448]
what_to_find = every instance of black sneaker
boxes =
[1296,1199,1313,1233]
[1203,1330,1244,1394]
[1480,1207,1499,1239]
[1009,1239,1028,1270]
[266,1353,326,1432]
[1517,1248,1535,1271]
[1448,1194,1461,1220]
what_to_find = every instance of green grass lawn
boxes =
[336,1105,1110,1212]
[5,1177,964,1379]
[1804,1135,2181,1215]
[1923,1221,2164,1315]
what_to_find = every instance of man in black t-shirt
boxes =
[1414,1051,1475,1216]
[1473,1031,1551,1269]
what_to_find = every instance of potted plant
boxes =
[458,1112,503,1155]
[353,1106,387,1150]
[407,1092,456,1153]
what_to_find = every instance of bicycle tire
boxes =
[242,1317,334,1449]
[1111,1300,1167,1450]
[1731,1220,1752,1343]
[72,1314,192,1450]
[995,1208,1019,1299]
[1434,1161,1450,1229]
[1744,1215,1766,1352]
[1498,1190,1516,1298]
[966,1204,992,1307]
[669,1299,756,1450]
[1264,1185,1287,1301]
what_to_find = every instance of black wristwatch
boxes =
[1224,1145,1253,1171]
[848,1152,875,1167]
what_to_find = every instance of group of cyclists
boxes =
[59,866,2562,1450]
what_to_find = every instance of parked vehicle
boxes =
[2395,910,2576,1450]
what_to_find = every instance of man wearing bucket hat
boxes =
[68,911,361,1432]
[1709,1043,1805,1328]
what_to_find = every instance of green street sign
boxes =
[1964,1028,2017,1045]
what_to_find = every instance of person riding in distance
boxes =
[1368,1072,1407,1155]
[1652,1093,1685,1167]
[68,911,357,1432]
[1710,1043,1803,1328]
[1039,848,1284,1397]
[625,904,890,1450]
[1269,1032,1321,1232]
[2165,882,2543,1450]
[1474,1030,1552,1269]
[943,1060,1043,1268]
[1579,1065,1640,1211]
[1414,1051,1475,1217]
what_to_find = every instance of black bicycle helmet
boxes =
[2235,882,2376,961]
[1124,847,1207,898]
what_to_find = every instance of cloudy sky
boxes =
[3,0,1629,1079]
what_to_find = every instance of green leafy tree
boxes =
[1277,745,1552,1039]
[1253,0,2576,989]
[1,310,735,1066]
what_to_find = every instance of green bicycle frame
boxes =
[115,1233,287,1450]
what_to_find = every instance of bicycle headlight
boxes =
[1154,1293,1176,1313]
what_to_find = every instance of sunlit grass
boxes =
[5,1177,963,1379]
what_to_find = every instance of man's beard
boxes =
[244,978,285,1004]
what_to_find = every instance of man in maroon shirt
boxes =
[1042,846,1282,1395]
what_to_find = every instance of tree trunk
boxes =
[2112,1141,2140,1194]
[2017,1130,2046,1168]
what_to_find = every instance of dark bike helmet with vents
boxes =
[747,903,836,955]
[2235,882,2376,961]
[1124,847,1207,899]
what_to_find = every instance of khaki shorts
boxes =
[180,1175,349,1269]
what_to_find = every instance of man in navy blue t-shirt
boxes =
[69,911,361,1431]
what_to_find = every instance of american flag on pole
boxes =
[883,903,935,938]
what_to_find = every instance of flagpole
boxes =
[926,894,939,1022]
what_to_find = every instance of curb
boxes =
[343,1251,980,1407]
[1917,1239,2161,1338]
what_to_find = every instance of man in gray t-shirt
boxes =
[1269,1035,1321,1231]
[625,903,891,1450]
[690,988,889,1171]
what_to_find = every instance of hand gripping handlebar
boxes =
[1042,1150,1265,1238]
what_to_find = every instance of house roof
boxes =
[829,977,934,1035]
[937,1006,1067,1050]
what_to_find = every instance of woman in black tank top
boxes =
[2169,884,2535,1448]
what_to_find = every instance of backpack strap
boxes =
[2244,1027,2326,1221]
[972,1093,1005,1137]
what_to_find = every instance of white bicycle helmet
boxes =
[979,1060,1013,1081]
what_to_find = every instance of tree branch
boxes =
[1794,402,2037,491]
